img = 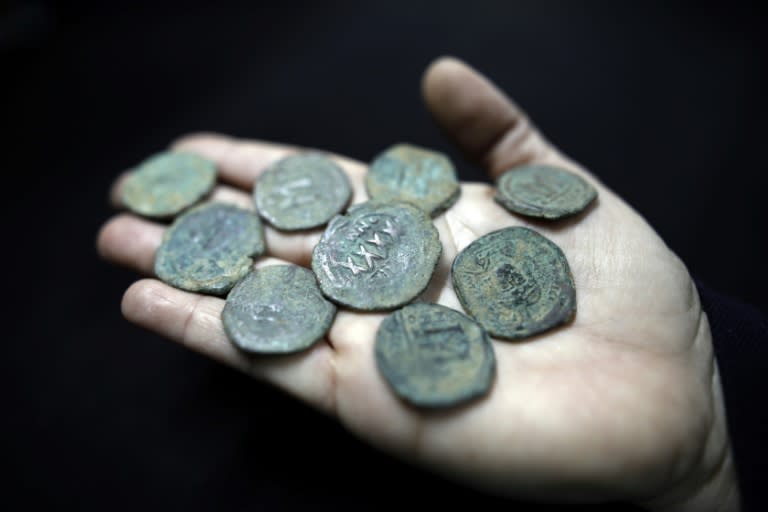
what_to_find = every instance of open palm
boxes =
[97,58,736,511]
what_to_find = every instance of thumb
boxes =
[421,56,566,178]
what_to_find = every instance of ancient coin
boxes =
[121,151,217,218]
[366,143,460,216]
[155,202,265,295]
[494,164,597,219]
[254,153,352,231]
[222,265,336,354]
[311,200,441,310]
[452,227,575,340]
[375,303,495,408]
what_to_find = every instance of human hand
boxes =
[97,57,738,511]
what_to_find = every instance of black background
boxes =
[4,1,766,510]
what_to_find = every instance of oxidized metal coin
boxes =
[311,200,441,310]
[366,143,460,216]
[121,152,217,218]
[494,164,597,219]
[222,265,336,354]
[254,153,352,231]
[155,202,265,295]
[452,227,575,340]
[375,303,495,408]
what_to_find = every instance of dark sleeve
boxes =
[695,280,768,512]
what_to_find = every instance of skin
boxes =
[97,57,739,511]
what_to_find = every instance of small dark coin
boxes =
[222,265,336,354]
[121,152,217,218]
[254,153,352,231]
[375,303,495,408]
[155,202,265,295]
[311,200,441,310]
[366,143,460,216]
[452,227,575,340]
[494,164,597,219]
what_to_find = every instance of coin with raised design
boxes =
[155,202,265,295]
[366,143,460,216]
[494,164,596,219]
[452,227,575,340]
[121,152,217,218]
[222,265,336,354]
[375,303,495,408]
[254,153,352,231]
[311,200,441,310]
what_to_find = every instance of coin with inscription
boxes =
[452,227,576,340]
[254,153,352,231]
[375,303,495,408]
[311,200,441,310]
[222,265,336,354]
[121,152,217,218]
[366,143,460,216]
[155,202,265,295]
[494,164,596,219]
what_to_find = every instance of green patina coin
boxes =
[375,303,495,408]
[452,227,575,340]
[121,152,217,218]
[366,143,460,216]
[254,153,352,231]
[155,202,265,295]
[494,164,597,219]
[311,200,441,311]
[222,265,336,354]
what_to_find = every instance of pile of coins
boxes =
[121,143,596,409]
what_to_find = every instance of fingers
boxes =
[422,56,571,178]
[97,213,164,274]
[121,259,338,414]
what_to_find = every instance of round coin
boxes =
[254,153,352,231]
[366,143,460,216]
[155,202,265,295]
[452,227,575,340]
[375,303,495,408]
[311,200,441,310]
[494,164,597,219]
[121,151,217,218]
[222,265,336,354]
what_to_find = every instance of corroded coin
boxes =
[222,265,336,354]
[155,202,265,295]
[121,152,217,218]
[494,164,597,219]
[366,143,460,216]
[311,200,441,310]
[375,303,495,408]
[452,227,575,340]
[254,153,352,231]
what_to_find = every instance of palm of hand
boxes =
[98,58,731,509]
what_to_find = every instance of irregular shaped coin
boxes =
[375,303,495,408]
[254,153,352,231]
[494,164,597,219]
[222,265,336,354]
[366,143,460,216]
[312,200,441,310]
[121,152,217,218]
[155,202,265,295]
[452,227,575,340]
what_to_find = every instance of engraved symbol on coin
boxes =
[375,303,495,408]
[494,164,597,219]
[154,202,265,295]
[311,200,441,310]
[452,227,576,340]
[254,153,352,231]
[366,143,460,216]
[222,265,336,354]
[121,151,217,218]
